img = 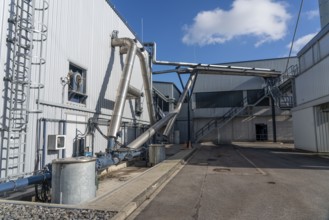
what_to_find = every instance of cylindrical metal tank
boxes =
[174,130,180,144]
[148,144,166,166]
[51,157,97,204]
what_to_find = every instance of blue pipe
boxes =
[42,120,47,167]
[0,173,51,194]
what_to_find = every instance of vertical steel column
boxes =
[271,96,277,143]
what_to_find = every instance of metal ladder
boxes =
[1,0,48,179]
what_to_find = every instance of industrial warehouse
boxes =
[0,0,329,219]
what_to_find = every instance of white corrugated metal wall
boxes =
[192,58,296,143]
[0,0,150,176]
[293,24,329,152]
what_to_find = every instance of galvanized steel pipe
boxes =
[163,73,196,137]
[108,38,137,139]
[136,48,156,125]
[127,73,197,149]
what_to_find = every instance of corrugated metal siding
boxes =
[0,0,9,119]
[295,55,329,105]
[1,0,151,175]
[153,83,173,98]
[315,105,329,152]
[292,107,317,152]
[193,57,297,93]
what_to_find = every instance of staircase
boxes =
[267,64,299,110]
[195,90,268,142]
[195,64,300,143]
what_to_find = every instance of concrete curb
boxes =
[112,147,197,220]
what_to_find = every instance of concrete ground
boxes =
[131,143,329,220]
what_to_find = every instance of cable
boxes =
[285,0,304,73]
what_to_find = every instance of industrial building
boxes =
[0,0,152,179]
[192,57,298,144]
[0,0,328,211]
[292,13,329,152]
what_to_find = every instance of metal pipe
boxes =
[0,172,51,194]
[127,85,142,98]
[121,45,157,125]
[144,42,280,78]
[108,38,138,141]
[136,48,157,125]
[163,72,197,137]
[42,120,47,167]
[127,73,197,149]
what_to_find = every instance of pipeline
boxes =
[127,73,197,149]
[120,45,157,125]
[136,48,157,125]
[144,42,280,78]
[95,148,144,171]
[108,38,138,144]
[0,172,51,194]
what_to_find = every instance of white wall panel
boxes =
[292,107,317,152]
[315,106,329,152]
[295,55,329,105]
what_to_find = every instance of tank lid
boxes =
[52,156,96,164]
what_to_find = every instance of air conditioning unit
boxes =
[70,72,84,93]
[48,135,66,150]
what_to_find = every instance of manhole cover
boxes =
[213,168,231,172]
[267,181,276,184]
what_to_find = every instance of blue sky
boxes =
[109,0,321,87]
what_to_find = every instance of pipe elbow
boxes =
[111,37,136,48]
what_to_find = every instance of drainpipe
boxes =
[127,73,197,149]
[108,38,138,150]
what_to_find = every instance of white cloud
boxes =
[286,32,318,55]
[305,10,319,20]
[182,0,291,47]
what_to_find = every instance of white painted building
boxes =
[292,24,329,152]
[0,0,150,178]
[192,58,298,144]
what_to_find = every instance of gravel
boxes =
[0,203,117,219]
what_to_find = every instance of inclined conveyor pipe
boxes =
[108,38,138,145]
[120,45,157,125]
[136,48,157,125]
[127,73,197,149]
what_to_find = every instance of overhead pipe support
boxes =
[127,73,197,149]
[144,42,280,78]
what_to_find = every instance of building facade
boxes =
[0,0,150,178]
[192,58,298,144]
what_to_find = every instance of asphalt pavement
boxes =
[132,143,329,220]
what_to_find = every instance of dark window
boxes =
[195,91,243,108]
[68,63,87,104]
[247,89,269,106]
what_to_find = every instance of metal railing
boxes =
[195,90,267,142]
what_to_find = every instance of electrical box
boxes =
[48,135,66,150]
